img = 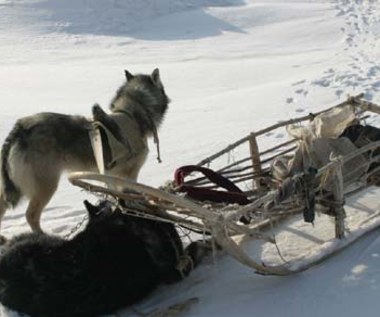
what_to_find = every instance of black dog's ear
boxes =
[151,68,161,85]
[124,69,134,81]
[83,200,99,217]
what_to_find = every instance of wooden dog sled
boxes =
[69,93,380,276]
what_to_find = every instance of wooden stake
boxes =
[332,158,346,239]
[249,133,263,191]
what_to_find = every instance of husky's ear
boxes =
[83,200,99,217]
[151,68,162,85]
[124,69,134,81]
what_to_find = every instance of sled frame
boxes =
[69,93,380,276]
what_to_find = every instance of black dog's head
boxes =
[83,200,127,228]
[84,200,113,217]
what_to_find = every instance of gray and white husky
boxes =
[0,68,170,238]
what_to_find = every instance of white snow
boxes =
[2,0,380,316]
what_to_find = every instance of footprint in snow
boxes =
[292,80,306,86]
[350,64,360,70]
[371,81,380,89]
[295,88,308,96]
[312,78,331,87]
[324,68,335,74]
[367,66,380,77]
[363,91,374,101]
[335,89,344,98]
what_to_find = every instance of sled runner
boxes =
[69,93,380,276]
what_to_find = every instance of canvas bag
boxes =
[272,105,366,186]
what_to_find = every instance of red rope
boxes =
[174,165,250,206]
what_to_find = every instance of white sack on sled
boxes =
[314,105,356,138]
[272,138,367,188]
[272,104,361,183]
[286,105,356,140]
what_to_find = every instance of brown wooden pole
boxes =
[249,133,263,191]
[331,158,346,239]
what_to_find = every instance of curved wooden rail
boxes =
[68,172,293,275]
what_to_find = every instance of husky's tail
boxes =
[1,122,22,207]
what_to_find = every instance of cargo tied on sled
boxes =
[69,93,380,276]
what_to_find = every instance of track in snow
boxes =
[286,0,380,115]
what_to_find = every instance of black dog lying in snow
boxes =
[0,200,204,317]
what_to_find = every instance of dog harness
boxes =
[114,108,162,163]
[89,121,135,174]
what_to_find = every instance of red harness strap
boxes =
[174,165,250,206]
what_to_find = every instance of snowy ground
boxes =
[1,0,380,316]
